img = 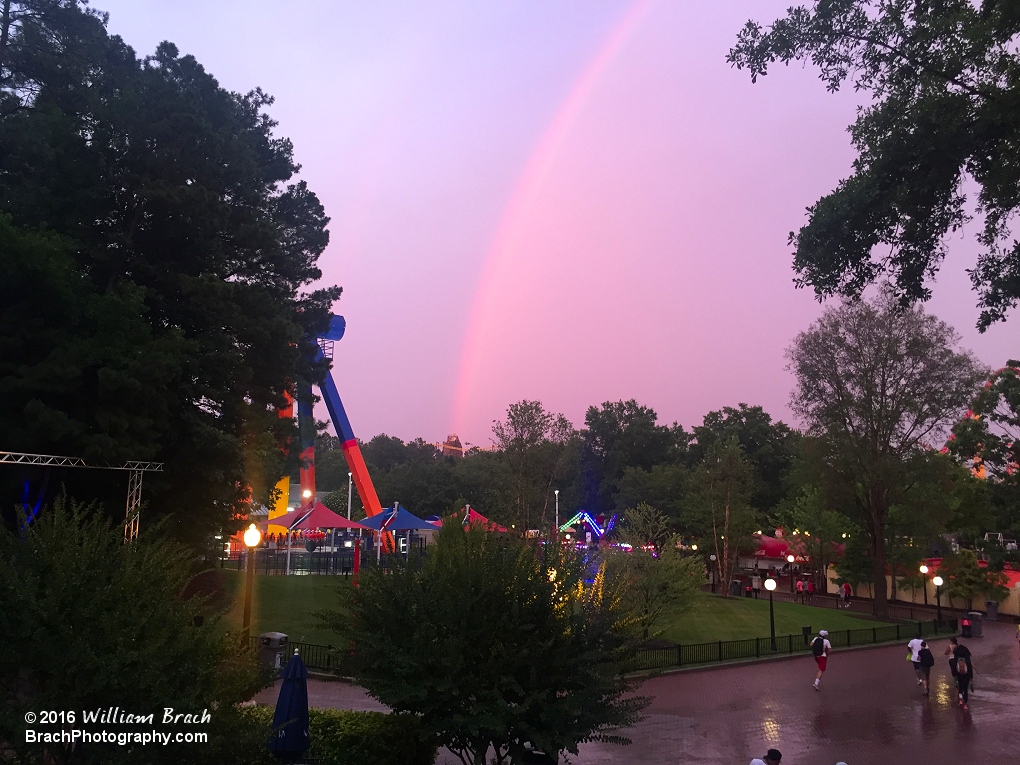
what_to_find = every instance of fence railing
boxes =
[625,618,955,672]
[223,547,422,576]
[248,619,955,676]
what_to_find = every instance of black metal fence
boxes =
[223,546,424,576]
[249,619,955,676]
[625,618,956,672]
[759,588,966,622]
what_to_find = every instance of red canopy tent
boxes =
[431,506,507,532]
[287,502,369,532]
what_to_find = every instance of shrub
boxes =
[239,705,436,765]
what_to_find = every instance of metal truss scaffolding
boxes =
[0,451,163,542]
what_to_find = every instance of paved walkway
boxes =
[256,622,1020,764]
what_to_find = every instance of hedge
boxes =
[239,705,436,765]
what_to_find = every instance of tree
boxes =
[613,505,703,640]
[729,1,1020,329]
[787,291,986,616]
[687,439,759,597]
[779,485,850,592]
[950,361,1020,478]
[0,2,338,546]
[614,463,689,530]
[690,404,799,515]
[580,400,688,517]
[320,522,646,765]
[939,548,1010,609]
[0,497,265,764]
[491,400,574,532]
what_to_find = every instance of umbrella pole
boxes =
[286,531,292,575]
[377,530,381,564]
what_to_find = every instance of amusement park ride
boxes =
[268,314,385,529]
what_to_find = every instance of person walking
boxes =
[945,637,974,708]
[917,640,935,697]
[749,748,782,765]
[812,629,832,690]
[907,636,926,686]
[807,579,816,603]
[842,582,852,608]
[752,574,762,600]
[796,578,804,603]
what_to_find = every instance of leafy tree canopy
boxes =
[729,0,1020,329]
[0,1,338,544]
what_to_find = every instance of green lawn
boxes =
[219,569,350,645]
[657,591,894,644]
[215,571,891,648]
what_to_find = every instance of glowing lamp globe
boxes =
[919,564,929,574]
[691,544,698,551]
[786,554,795,563]
[764,578,777,592]
[243,523,262,548]
[932,576,944,587]
[302,489,312,498]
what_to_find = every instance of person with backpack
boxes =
[812,629,831,690]
[917,640,935,696]
[906,636,926,686]
[944,637,974,708]
[749,749,782,765]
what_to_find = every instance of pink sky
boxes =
[101,1,1016,446]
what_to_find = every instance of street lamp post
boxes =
[919,564,929,606]
[787,554,796,593]
[932,575,944,625]
[764,577,778,650]
[242,522,262,641]
[554,489,559,537]
[347,472,353,520]
[709,554,717,593]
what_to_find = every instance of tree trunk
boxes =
[870,491,889,618]
[0,0,11,81]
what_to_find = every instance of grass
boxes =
[214,571,893,648]
[657,591,895,644]
[219,569,350,645]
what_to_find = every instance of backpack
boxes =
[919,648,934,668]
[812,637,825,657]
[957,658,968,675]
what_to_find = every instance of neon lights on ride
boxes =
[558,511,618,539]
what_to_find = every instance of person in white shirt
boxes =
[812,630,832,690]
[749,749,782,765]
[906,636,926,685]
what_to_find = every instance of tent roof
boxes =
[359,505,437,532]
[432,507,507,532]
[288,503,369,531]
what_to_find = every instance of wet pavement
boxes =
[256,622,1020,764]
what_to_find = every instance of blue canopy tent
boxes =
[269,650,310,760]
[359,504,436,560]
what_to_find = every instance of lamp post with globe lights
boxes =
[554,489,559,537]
[764,577,778,650]
[787,554,796,592]
[919,564,929,606]
[347,471,353,519]
[932,575,944,625]
[242,522,262,640]
[709,554,717,593]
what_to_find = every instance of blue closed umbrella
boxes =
[269,650,310,760]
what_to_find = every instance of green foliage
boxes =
[833,536,874,594]
[615,463,688,526]
[580,400,688,517]
[779,485,851,588]
[690,404,799,514]
[788,291,986,615]
[239,706,436,765]
[729,1,1020,329]
[0,497,267,765]
[0,1,338,545]
[686,439,759,598]
[617,502,673,551]
[319,522,646,765]
[950,361,1020,484]
[608,533,704,640]
[491,400,575,532]
[939,548,1010,607]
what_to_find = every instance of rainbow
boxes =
[452,0,653,435]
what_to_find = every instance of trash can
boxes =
[960,617,972,638]
[744,585,753,598]
[730,580,741,597]
[802,626,812,646]
[258,631,289,669]
[967,611,983,638]
[984,600,999,621]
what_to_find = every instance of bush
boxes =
[239,705,436,765]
